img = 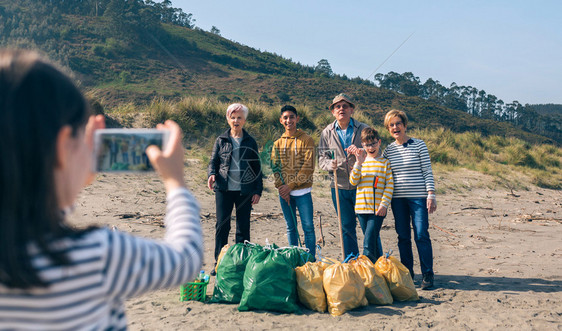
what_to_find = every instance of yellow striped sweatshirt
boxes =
[349,156,394,214]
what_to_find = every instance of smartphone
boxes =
[93,128,170,172]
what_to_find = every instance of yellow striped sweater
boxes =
[349,156,394,214]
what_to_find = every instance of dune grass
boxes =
[103,97,562,190]
[417,128,562,189]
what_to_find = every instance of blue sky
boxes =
[174,0,562,104]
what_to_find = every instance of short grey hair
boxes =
[226,103,249,119]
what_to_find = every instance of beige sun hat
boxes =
[329,93,355,110]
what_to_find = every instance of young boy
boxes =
[349,127,394,263]
[271,105,316,257]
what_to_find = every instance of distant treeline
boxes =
[0,0,378,83]
[0,0,194,66]
[11,0,195,27]
[0,0,194,51]
[528,104,562,116]
[374,72,562,143]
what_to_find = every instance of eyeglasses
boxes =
[334,104,350,110]
[362,141,379,148]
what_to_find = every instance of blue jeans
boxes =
[330,188,358,257]
[279,193,316,257]
[357,214,384,264]
[391,198,434,276]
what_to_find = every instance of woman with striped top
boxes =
[0,49,203,330]
[349,128,394,263]
[382,109,437,290]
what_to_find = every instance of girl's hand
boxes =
[83,115,105,186]
[145,120,185,192]
[375,205,387,217]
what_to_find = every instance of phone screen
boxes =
[93,129,169,172]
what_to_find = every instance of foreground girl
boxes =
[0,49,203,329]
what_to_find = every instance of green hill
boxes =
[0,0,559,146]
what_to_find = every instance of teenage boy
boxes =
[350,128,394,263]
[271,105,316,257]
[318,93,369,257]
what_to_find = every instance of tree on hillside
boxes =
[210,26,221,35]
[399,72,421,96]
[315,59,333,77]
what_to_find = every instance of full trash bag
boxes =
[349,255,393,305]
[279,246,315,268]
[323,262,368,316]
[375,255,419,301]
[215,244,230,273]
[295,261,327,312]
[238,249,299,313]
[211,243,262,303]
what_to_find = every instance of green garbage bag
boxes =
[278,246,315,268]
[211,243,262,303]
[238,249,299,313]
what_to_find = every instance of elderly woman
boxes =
[207,103,263,275]
[382,109,437,290]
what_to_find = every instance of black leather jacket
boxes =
[207,128,263,196]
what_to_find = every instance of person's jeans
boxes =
[279,193,316,257]
[331,188,359,257]
[391,197,434,276]
[214,190,253,261]
[357,213,384,264]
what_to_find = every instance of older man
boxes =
[319,93,377,258]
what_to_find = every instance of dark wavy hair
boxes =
[0,49,92,288]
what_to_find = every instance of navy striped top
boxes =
[0,187,203,330]
[382,138,435,198]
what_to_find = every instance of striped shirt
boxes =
[349,157,394,214]
[0,187,203,330]
[382,138,435,198]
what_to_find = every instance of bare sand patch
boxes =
[70,165,562,330]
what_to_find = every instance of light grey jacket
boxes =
[318,119,369,189]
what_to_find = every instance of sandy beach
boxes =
[70,160,562,330]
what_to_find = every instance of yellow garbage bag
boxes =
[350,255,393,305]
[375,255,419,301]
[295,261,327,312]
[321,257,339,265]
[323,262,368,316]
[215,244,230,273]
